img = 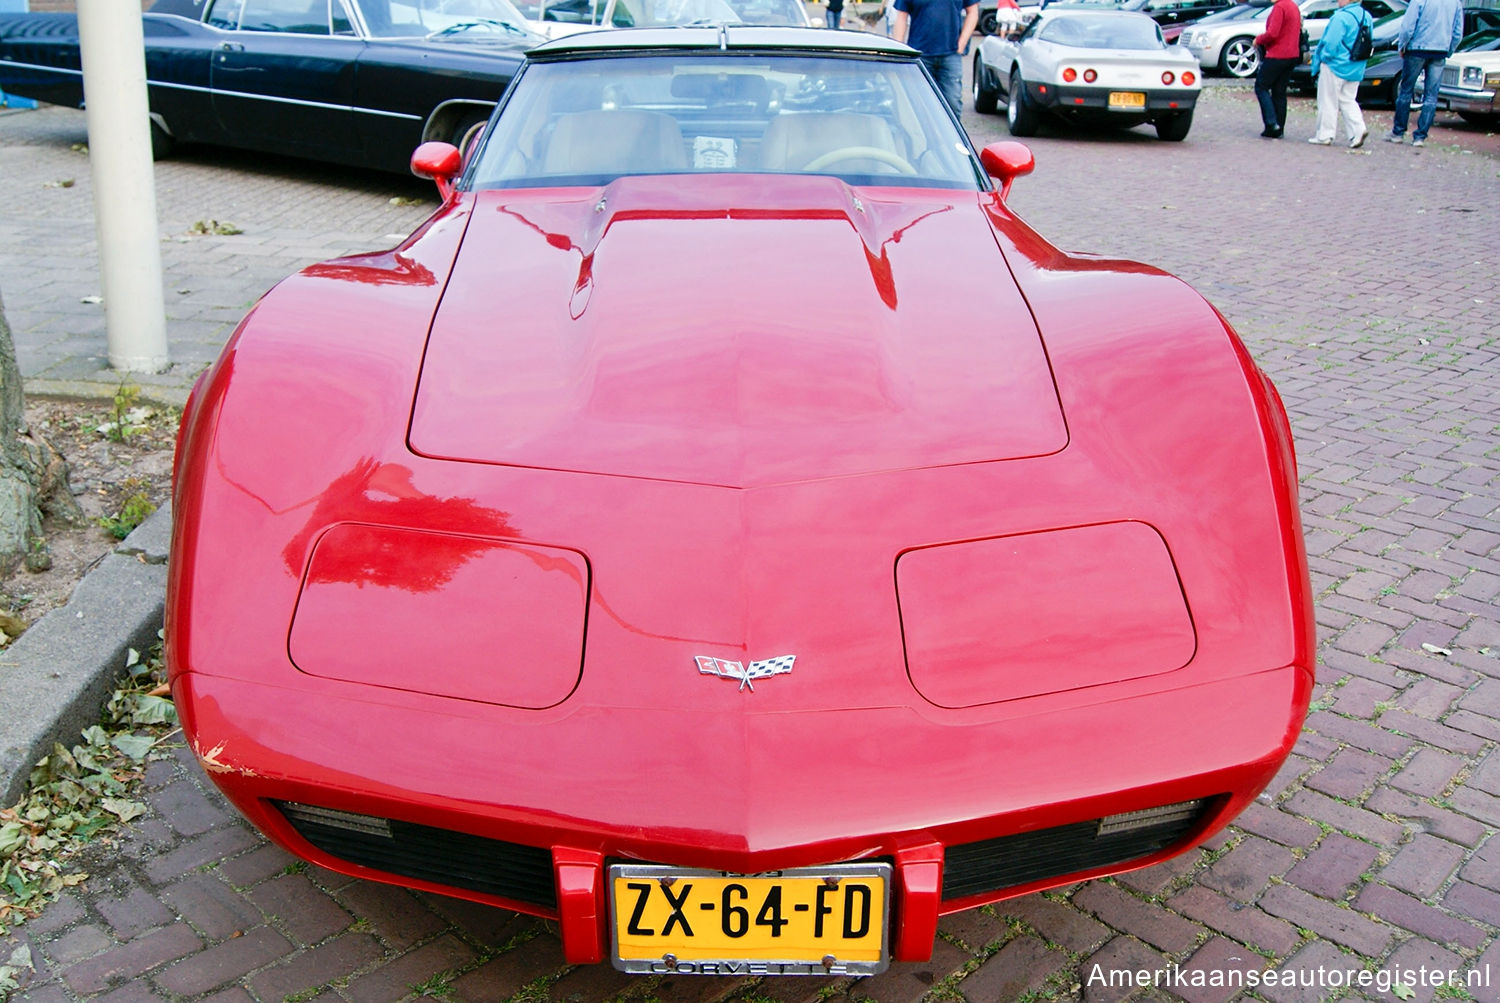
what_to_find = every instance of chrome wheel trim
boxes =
[1224,38,1259,77]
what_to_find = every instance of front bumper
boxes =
[1023,80,1199,116]
[1434,85,1497,114]
[175,661,1309,965]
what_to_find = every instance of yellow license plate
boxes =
[610,863,891,975]
[1109,91,1147,108]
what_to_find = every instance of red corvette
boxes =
[167,27,1314,976]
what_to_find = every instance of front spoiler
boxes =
[174,663,1310,965]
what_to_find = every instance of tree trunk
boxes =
[0,287,82,577]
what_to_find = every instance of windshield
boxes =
[1037,12,1165,47]
[1192,3,1268,23]
[1460,28,1500,50]
[724,0,809,24]
[467,52,982,190]
[359,0,538,37]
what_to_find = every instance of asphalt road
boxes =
[1,73,1499,1002]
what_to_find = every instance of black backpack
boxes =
[1349,11,1373,60]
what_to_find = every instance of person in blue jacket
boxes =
[1308,0,1373,147]
[1385,0,1465,146]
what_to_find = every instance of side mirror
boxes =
[410,141,463,200]
[979,141,1035,200]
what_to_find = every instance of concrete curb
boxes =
[0,503,172,808]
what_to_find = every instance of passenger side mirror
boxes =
[410,141,463,201]
[979,141,1035,200]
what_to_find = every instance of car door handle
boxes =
[218,41,244,52]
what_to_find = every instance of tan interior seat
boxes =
[542,110,689,176]
[758,112,900,173]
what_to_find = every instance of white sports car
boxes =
[974,9,1201,140]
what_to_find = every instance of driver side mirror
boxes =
[410,141,463,201]
[979,141,1035,200]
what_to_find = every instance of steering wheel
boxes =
[801,146,918,175]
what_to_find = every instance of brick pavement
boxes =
[1,80,1499,1001]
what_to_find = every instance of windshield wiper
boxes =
[428,17,529,38]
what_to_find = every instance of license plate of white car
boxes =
[1110,92,1147,108]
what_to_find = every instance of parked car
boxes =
[0,0,540,173]
[977,0,1043,36]
[1289,9,1500,105]
[514,0,777,36]
[1179,0,1403,77]
[168,25,1314,974]
[1428,29,1500,123]
[974,9,1201,138]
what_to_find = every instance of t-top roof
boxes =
[530,25,919,58]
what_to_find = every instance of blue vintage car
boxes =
[0,0,541,172]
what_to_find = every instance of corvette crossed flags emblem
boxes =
[695,654,795,692]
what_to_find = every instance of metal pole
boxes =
[76,0,170,373]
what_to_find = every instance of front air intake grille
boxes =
[942,798,1213,902]
[276,801,556,910]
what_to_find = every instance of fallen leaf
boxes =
[43,178,75,189]
[1421,642,1453,656]
[80,295,103,305]
[110,735,155,761]
[98,799,147,823]
[389,196,426,206]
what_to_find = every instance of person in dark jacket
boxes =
[893,0,980,116]
[827,0,845,29]
[1253,0,1303,137]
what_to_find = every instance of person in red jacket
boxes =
[1254,0,1303,137]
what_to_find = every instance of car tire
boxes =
[1007,69,1040,136]
[979,8,998,35]
[1154,109,1193,140]
[149,118,174,160]
[452,111,490,156]
[973,54,1000,114]
[1218,36,1259,78]
[1457,111,1499,126]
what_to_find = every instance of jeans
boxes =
[922,53,964,117]
[1393,49,1445,141]
[1255,57,1298,131]
[827,5,842,28]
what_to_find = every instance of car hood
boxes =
[409,175,1068,488]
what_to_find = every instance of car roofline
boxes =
[529,25,918,57]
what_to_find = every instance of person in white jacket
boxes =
[1385,0,1465,146]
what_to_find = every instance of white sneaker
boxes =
[1412,138,1426,147]
[1307,136,1332,145]
[1350,129,1367,148]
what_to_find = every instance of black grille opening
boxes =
[942,798,1214,902]
[275,801,556,910]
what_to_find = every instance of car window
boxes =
[607,0,741,26]
[1302,0,1335,20]
[361,0,537,35]
[513,0,601,21]
[237,0,333,32]
[467,53,982,190]
[723,0,808,24]
[1037,12,1164,46]
[206,0,245,28]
